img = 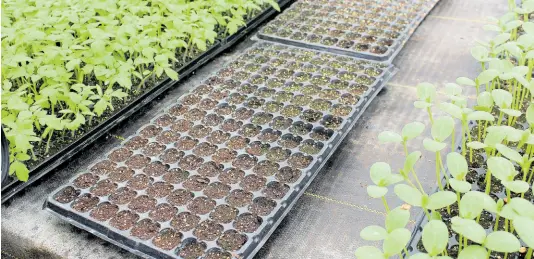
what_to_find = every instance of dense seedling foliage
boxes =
[356,1,534,258]
[1,0,279,181]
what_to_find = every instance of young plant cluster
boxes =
[1,0,279,181]
[355,1,534,258]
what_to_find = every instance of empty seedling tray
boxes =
[45,42,396,259]
[257,0,440,62]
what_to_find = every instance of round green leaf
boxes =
[509,197,534,217]
[477,69,499,84]
[385,207,410,232]
[467,111,494,121]
[431,116,454,142]
[423,138,446,152]
[456,77,476,86]
[367,185,388,198]
[445,83,462,96]
[513,216,534,247]
[402,122,425,140]
[422,220,449,256]
[500,108,522,117]
[487,156,515,181]
[404,151,422,173]
[383,228,411,256]
[427,191,457,210]
[476,92,493,107]
[417,82,436,102]
[484,231,520,253]
[378,131,402,143]
[523,21,534,34]
[449,179,472,193]
[467,141,488,149]
[360,225,388,241]
[471,46,489,61]
[492,89,513,108]
[446,152,468,178]
[355,246,384,259]
[458,245,487,259]
[496,144,522,163]
[451,217,486,244]
[438,102,463,119]
[394,184,423,207]
[370,162,392,185]
[527,103,534,125]
[460,191,484,219]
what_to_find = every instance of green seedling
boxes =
[446,152,471,207]
[378,122,425,155]
[408,220,449,258]
[496,144,534,184]
[394,184,456,219]
[414,83,437,124]
[367,162,404,212]
[423,116,454,190]
[356,208,412,259]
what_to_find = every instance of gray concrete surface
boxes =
[1,0,505,258]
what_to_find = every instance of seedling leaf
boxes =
[513,216,534,247]
[394,184,423,207]
[456,77,476,86]
[496,144,522,163]
[367,185,388,198]
[378,131,402,143]
[431,116,454,142]
[360,225,388,241]
[385,207,410,232]
[438,102,463,119]
[427,191,456,210]
[383,228,411,256]
[451,217,486,243]
[458,245,487,259]
[491,89,513,108]
[484,231,520,253]
[467,111,494,121]
[450,179,472,193]
[422,220,449,256]
[446,152,468,178]
[402,122,425,140]
[423,138,446,152]
[370,162,392,185]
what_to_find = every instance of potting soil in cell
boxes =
[258,0,440,61]
[45,42,395,259]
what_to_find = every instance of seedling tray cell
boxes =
[1,0,295,204]
[45,42,396,259]
[257,0,440,62]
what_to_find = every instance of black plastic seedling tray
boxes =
[403,122,533,258]
[45,42,396,259]
[257,0,440,62]
[1,0,294,204]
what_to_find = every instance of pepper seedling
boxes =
[446,152,471,205]
[393,184,456,219]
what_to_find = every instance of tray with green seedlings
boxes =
[44,42,395,259]
[0,0,292,202]
[257,0,440,62]
[354,8,534,259]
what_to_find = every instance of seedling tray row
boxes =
[1,0,293,203]
[257,0,440,62]
[45,42,396,259]
[403,122,533,259]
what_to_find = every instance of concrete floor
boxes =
[1,0,505,258]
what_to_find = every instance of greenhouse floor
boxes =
[1,0,505,258]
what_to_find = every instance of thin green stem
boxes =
[381,196,390,213]
[526,248,533,259]
[427,107,434,124]
[436,152,444,190]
